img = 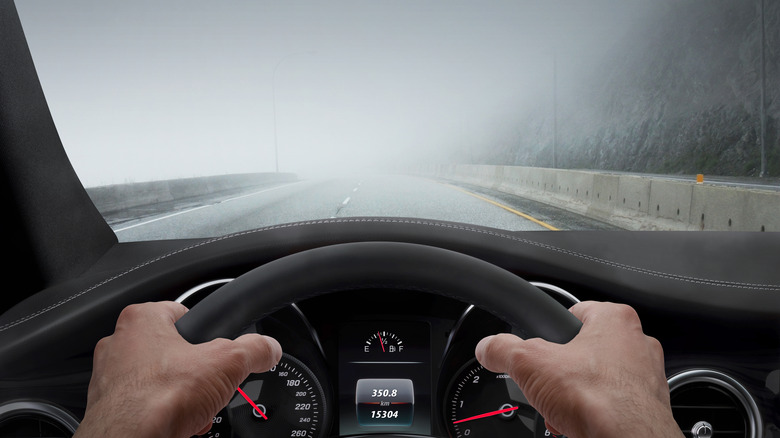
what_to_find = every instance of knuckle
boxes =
[646,335,665,357]
[205,339,250,381]
[117,303,143,321]
[210,338,235,357]
[614,302,638,317]
[93,336,111,356]
[608,302,640,324]
[519,337,547,354]
[505,339,545,383]
[116,302,159,326]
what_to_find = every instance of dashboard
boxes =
[1,220,779,438]
[177,280,580,438]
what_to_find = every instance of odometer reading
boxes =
[356,378,414,426]
[371,410,400,419]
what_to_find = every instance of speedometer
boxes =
[195,353,328,438]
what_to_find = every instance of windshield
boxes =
[15,1,779,240]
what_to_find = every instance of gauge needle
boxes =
[236,387,268,420]
[453,406,519,424]
[377,331,385,352]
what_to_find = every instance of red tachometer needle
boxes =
[453,406,518,424]
[236,387,268,420]
[377,331,385,352]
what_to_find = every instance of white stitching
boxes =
[1,218,777,332]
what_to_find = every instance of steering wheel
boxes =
[176,241,581,346]
[174,241,582,438]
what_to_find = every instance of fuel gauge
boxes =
[364,331,405,354]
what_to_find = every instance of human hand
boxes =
[73,301,282,438]
[475,301,683,438]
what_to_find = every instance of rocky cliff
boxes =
[488,0,779,177]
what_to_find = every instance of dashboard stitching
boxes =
[1,217,778,333]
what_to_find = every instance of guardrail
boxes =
[86,173,298,215]
[423,164,778,231]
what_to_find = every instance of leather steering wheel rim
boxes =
[176,241,582,344]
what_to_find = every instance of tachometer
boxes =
[444,359,542,438]
[195,353,328,438]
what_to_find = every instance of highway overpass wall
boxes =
[425,164,779,232]
[86,173,297,215]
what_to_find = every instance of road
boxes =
[110,174,619,241]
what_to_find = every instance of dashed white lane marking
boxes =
[342,197,351,205]
[114,182,304,233]
[114,206,210,232]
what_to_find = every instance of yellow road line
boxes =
[446,185,560,231]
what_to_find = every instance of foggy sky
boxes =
[15,0,657,186]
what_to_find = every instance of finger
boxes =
[196,422,212,436]
[568,300,599,322]
[231,334,283,374]
[475,333,524,374]
[116,302,189,331]
[544,420,563,437]
[476,334,553,392]
[572,301,644,337]
[155,301,189,323]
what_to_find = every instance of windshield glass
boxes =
[15,1,779,240]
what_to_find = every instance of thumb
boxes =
[475,334,550,389]
[231,334,283,374]
[475,333,526,373]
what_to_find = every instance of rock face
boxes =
[491,0,779,177]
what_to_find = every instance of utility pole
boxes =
[553,49,558,169]
[759,0,767,177]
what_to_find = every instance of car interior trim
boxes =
[290,303,327,359]
[442,304,475,358]
[0,400,80,434]
[3,217,778,336]
[174,278,234,304]
[667,368,764,438]
[529,282,581,306]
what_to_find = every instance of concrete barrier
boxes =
[86,173,297,215]
[422,164,779,232]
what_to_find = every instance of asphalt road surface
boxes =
[110,174,619,241]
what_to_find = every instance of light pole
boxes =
[553,48,558,169]
[759,0,766,177]
[272,51,315,173]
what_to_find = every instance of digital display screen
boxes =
[338,321,431,435]
[355,378,414,426]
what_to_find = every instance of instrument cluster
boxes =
[181,281,578,438]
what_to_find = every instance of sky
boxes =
[15,0,656,186]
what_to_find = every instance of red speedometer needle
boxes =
[453,406,519,424]
[377,331,385,352]
[236,387,268,420]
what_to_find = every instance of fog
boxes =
[17,1,664,186]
